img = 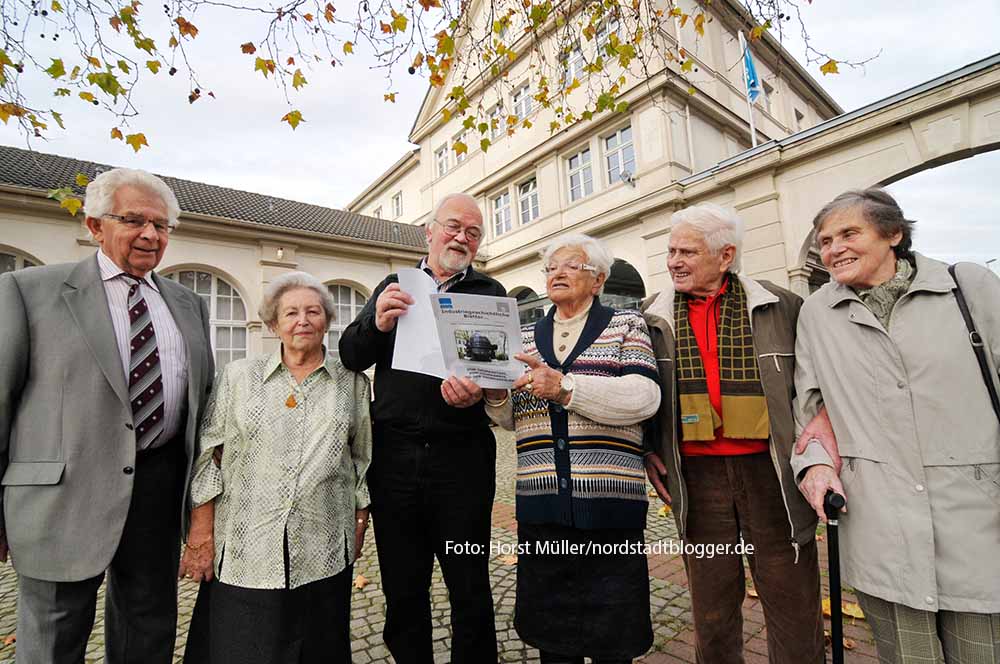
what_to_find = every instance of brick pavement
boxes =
[0,429,875,662]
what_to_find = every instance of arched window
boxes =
[601,259,645,310]
[0,251,38,275]
[326,283,367,359]
[165,270,248,369]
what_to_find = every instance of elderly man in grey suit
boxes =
[0,168,214,664]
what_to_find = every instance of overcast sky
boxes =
[2,0,998,262]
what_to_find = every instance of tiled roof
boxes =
[0,144,427,250]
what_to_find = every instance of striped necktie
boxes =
[124,275,165,449]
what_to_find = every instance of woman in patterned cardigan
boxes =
[485,234,661,664]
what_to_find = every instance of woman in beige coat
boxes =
[791,188,1000,663]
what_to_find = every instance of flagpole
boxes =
[739,30,758,148]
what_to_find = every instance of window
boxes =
[794,108,805,131]
[596,16,621,52]
[604,125,635,185]
[392,191,403,218]
[762,81,774,114]
[567,148,593,201]
[326,284,367,359]
[518,179,540,224]
[512,83,532,121]
[489,104,504,140]
[493,191,512,236]
[165,270,247,369]
[0,251,37,275]
[435,145,449,177]
[562,43,585,84]
[454,131,468,164]
[373,206,383,219]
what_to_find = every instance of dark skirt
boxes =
[183,565,353,664]
[514,522,653,659]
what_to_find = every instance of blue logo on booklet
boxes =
[439,298,453,310]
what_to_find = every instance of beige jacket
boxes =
[643,274,818,556]
[791,253,1000,613]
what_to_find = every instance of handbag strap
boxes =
[948,263,1000,423]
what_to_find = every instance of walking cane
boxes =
[824,490,847,664]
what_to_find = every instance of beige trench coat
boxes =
[791,253,1000,613]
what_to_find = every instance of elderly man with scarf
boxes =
[641,203,828,664]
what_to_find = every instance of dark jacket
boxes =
[641,274,818,552]
[338,264,506,441]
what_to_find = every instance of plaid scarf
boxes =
[673,276,770,441]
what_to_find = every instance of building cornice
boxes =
[344,148,420,211]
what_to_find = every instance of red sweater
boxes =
[680,278,769,457]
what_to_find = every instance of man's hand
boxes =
[794,406,841,474]
[644,453,672,504]
[441,376,483,408]
[354,508,370,562]
[798,465,847,524]
[375,283,415,333]
[512,354,565,403]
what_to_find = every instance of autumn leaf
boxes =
[499,554,517,566]
[750,26,765,40]
[291,69,307,90]
[658,504,672,516]
[419,0,441,10]
[175,17,199,39]
[240,42,256,55]
[324,3,335,22]
[379,22,392,34]
[384,92,396,103]
[687,86,696,95]
[51,0,63,11]
[412,52,424,69]
[254,57,275,77]
[51,111,64,129]
[435,30,455,57]
[480,138,490,152]
[453,140,468,156]
[78,91,96,103]
[521,119,532,129]
[694,13,705,36]
[281,109,304,129]
[302,12,313,21]
[87,72,124,99]
[110,127,124,140]
[2,634,14,646]
[125,132,148,152]
[681,59,694,73]
[747,585,759,598]
[820,59,839,75]
[286,56,295,65]
[679,13,689,28]
[110,15,123,31]
[390,10,408,32]
[821,597,865,620]
[168,35,178,48]
[353,574,369,590]
[54,88,70,97]
[146,60,161,74]
[86,56,101,68]
[45,58,66,79]
[342,41,354,55]
[60,197,83,215]
[117,59,130,74]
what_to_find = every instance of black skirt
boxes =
[514,522,653,659]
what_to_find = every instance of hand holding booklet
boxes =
[391,268,525,389]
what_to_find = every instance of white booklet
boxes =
[391,268,525,388]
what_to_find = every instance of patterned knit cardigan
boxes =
[513,299,659,530]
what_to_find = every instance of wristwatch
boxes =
[557,373,576,404]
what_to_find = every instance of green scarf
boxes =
[856,258,915,329]
[674,276,770,442]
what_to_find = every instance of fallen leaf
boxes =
[844,637,857,650]
[816,533,825,542]
[658,504,672,516]
[747,586,759,598]
[2,634,14,646]
[500,554,517,566]
[353,574,369,589]
[822,597,865,620]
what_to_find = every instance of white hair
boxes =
[431,192,482,226]
[670,203,744,272]
[83,168,181,228]
[540,233,615,293]
[259,271,336,329]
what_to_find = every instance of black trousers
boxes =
[369,425,498,664]
[15,440,184,664]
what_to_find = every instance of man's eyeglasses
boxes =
[104,213,173,235]
[541,261,598,276]
[434,219,483,243]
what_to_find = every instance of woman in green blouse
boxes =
[179,271,373,663]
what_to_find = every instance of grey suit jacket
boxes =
[0,254,213,581]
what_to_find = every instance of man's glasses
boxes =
[104,213,173,235]
[541,261,597,275]
[434,219,483,243]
